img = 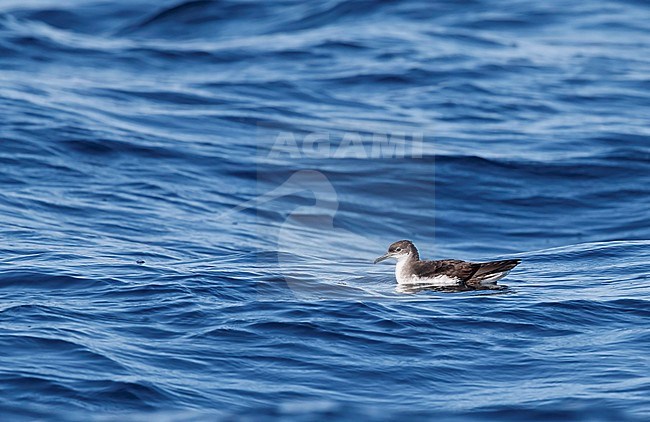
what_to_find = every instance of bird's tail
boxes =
[470,259,521,285]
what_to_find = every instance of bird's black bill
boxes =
[373,253,392,264]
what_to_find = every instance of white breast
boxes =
[395,258,460,286]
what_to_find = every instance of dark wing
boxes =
[411,259,480,281]
[412,259,521,288]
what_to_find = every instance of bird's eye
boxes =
[395,247,402,252]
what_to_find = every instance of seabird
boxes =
[374,240,520,291]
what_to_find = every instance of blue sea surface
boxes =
[1,0,650,420]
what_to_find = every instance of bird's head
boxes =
[374,240,418,264]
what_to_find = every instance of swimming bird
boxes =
[374,240,520,290]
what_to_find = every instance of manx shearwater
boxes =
[374,240,520,290]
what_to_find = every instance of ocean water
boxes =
[1,0,650,420]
